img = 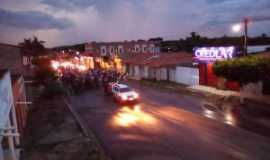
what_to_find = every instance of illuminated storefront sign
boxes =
[194,46,235,61]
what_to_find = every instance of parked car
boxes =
[111,83,139,104]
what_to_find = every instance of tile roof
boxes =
[123,52,154,65]
[123,52,193,67]
[0,43,20,48]
[81,51,99,57]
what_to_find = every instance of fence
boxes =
[175,66,199,86]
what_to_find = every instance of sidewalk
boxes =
[188,85,270,105]
[188,85,239,97]
[134,79,207,98]
[21,97,105,160]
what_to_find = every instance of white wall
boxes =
[242,81,263,96]
[134,65,140,80]
[240,81,270,104]
[160,68,167,81]
[143,66,149,79]
[169,68,176,82]
[175,66,199,85]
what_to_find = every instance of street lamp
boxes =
[232,24,242,33]
[232,18,249,55]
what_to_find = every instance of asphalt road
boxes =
[70,84,270,160]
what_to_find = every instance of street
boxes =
[70,84,270,160]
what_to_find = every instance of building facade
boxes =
[0,43,27,75]
[124,52,199,85]
[85,40,161,59]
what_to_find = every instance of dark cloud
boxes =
[41,0,114,11]
[0,8,74,30]
[206,0,232,4]
[203,0,270,27]
[42,0,92,10]
[1,0,270,46]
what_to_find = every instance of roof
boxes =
[115,84,129,88]
[81,51,99,57]
[0,43,20,48]
[122,52,154,65]
[124,52,193,68]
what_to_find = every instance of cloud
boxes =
[41,0,116,11]
[0,8,74,30]
[205,0,232,4]
[0,0,270,47]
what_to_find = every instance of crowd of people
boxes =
[59,68,127,94]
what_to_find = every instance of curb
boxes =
[63,97,111,160]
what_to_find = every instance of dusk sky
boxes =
[0,0,270,47]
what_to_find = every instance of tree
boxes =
[213,56,270,86]
[148,37,163,42]
[19,36,46,56]
[213,55,270,102]
[261,33,267,38]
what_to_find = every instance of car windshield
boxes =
[119,87,132,93]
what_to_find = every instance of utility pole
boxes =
[243,18,248,55]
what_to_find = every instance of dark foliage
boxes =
[19,36,46,56]
[213,56,270,86]
[52,43,86,52]
[161,32,270,52]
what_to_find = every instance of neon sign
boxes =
[194,46,235,61]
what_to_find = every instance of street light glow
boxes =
[112,106,156,127]
[232,24,242,32]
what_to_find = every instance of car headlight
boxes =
[133,93,139,99]
[121,95,128,100]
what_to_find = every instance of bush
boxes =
[213,56,270,86]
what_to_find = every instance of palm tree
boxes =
[19,36,46,56]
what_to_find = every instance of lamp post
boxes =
[243,18,248,55]
[232,18,249,55]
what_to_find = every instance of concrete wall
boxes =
[175,66,199,85]
[143,66,149,79]
[239,81,270,104]
[134,65,140,80]
[0,44,25,75]
[169,68,176,82]
[242,81,263,96]
[147,68,154,80]
[160,68,168,81]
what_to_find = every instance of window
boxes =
[109,46,114,56]
[120,87,131,93]
[135,44,140,53]
[101,46,107,56]
[118,45,124,53]
[142,44,147,53]
[113,87,119,92]
[149,44,155,53]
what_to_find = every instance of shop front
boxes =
[193,46,240,91]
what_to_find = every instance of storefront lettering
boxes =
[194,47,235,61]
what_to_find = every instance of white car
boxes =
[111,84,139,104]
